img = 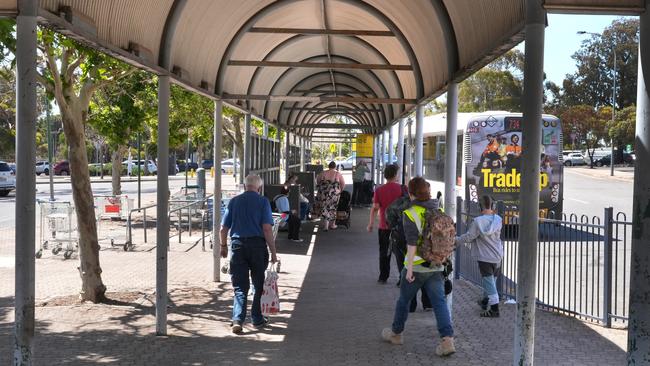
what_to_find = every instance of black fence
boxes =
[250,135,281,184]
[455,197,631,327]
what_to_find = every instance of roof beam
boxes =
[283,107,382,113]
[223,94,416,104]
[293,88,374,95]
[288,123,376,130]
[228,60,412,71]
[248,27,394,37]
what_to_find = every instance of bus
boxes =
[421,112,563,218]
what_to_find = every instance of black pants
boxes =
[352,181,363,205]
[284,212,301,240]
[391,234,431,311]
[378,229,392,281]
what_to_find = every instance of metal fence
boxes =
[454,197,631,327]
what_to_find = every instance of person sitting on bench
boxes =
[274,186,303,242]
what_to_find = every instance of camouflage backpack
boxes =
[420,209,456,266]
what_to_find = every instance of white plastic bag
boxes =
[261,263,280,316]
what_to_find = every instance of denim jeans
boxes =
[391,269,454,338]
[230,237,269,325]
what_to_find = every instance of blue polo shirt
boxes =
[222,191,274,238]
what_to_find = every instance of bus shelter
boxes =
[6,0,649,365]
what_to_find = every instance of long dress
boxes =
[314,179,341,222]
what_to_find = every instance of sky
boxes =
[524,13,632,85]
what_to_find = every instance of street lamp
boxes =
[577,30,616,176]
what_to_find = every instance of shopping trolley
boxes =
[94,195,133,248]
[36,200,78,259]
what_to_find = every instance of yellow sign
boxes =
[352,142,357,152]
[355,134,374,157]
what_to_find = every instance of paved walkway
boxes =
[0,205,627,365]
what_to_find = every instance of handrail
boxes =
[168,194,213,246]
[126,203,157,248]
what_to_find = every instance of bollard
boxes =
[196,168,206,199]
[190,168,195,178]
[210,167,215,178]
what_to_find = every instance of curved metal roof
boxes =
[2,0,643,136]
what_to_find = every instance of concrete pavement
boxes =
[0,204,627,365]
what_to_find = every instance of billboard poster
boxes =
[464,115,563,217]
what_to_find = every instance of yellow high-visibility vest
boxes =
[403,205,427,266]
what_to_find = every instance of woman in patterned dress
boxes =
[314,161,346,231]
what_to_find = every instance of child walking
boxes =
[455,196,503,317]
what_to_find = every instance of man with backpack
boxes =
[367,164,403,284]
[455,195,503,317]
[381,177,456,357]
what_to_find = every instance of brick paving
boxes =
[0,201,628,365]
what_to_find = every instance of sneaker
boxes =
[231,323,243,334]
[253,317,270,329]
[377,279,387,284]
[381,328,403,345]
[291,238,304,243]
[477,297,488,310]
[480,304,500,318]
[435,336,456,357]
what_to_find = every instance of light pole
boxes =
[43,93,54,201]
[578,30,616,176]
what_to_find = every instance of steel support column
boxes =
[406,119,412,181]
[513,1,545,364]
[213,100,223,282]
[388,125,394,167]
[414,105,424,177]
[397,118,405,183]
[242,113,251,184]
[373,135,379,183]
[627,0,650,362]
[156,75,170,336]
[14,0,38,363]
[379,131,385,182]
[444,82,459,316]
[285,128,290,181]
[444,83,459,223]
[300,137,306,171]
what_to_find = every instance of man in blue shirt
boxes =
[220,174,278,334]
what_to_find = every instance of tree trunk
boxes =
[111,146,124,196]
[63,114,106,303]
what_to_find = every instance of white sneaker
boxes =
[291,238,304,243]
[381,328,403,345]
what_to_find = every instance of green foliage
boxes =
[557,18,639,109]
[607,105,636,147]
[458,50,524,112]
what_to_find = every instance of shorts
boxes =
[478,261,501,277]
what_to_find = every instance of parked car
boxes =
[35,161,50,175]
[122,159,157,174]
[8,162,16,174]
[221,159,239,174]
[336,156,355,170]
[563,153,586,166]
[0,161,16,197]
[53,160,70,176]
[177,160,199,172]
[593,153,635,167]
[201,159,213,170]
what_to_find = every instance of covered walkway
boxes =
[0,207,627,365]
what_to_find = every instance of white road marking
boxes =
[567,197,589,204]
[0,256,14,268]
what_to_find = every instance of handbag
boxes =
[261,262,280,316]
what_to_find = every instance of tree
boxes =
[558,105,608,167]
[89,71,154,195]
[458,50,524,112]
[606,104,636,158]
[559,19,639,109]
[0,21,134,302]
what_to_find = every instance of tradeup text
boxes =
[481,168,549,191]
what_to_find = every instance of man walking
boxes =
[352,161,368,206]
[221,174,278,333]
[367,164,402,284]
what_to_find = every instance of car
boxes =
[221,159,239,174]
[35,161,50,175]
[201,159,213,170]
[336,156,355,170]
[177,160,199,172]
[594,153,635,167]
[53,160,70,176]
[123,159,157,174]
[8,162,16,174]
[0,161,16,197]
[563,153,586,166]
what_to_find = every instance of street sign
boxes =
[355,134,374,157]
